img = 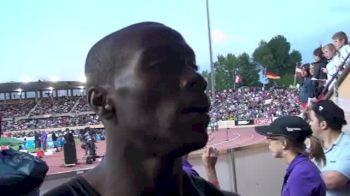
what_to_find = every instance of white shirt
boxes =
[338,44,350,66]
[326,56,342,87]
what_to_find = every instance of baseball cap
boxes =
[312,100,347,126]
[255,116,312,142]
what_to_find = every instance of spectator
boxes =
[332,31,350,67]
[322,43,342,89]
[311,46,328,98]
[309,100,350,195]
[255,116,326,196]
[298,64,315,111]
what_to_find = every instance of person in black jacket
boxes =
[310,47,328,98]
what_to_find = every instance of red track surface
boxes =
[44,141,105,175]
[45,127,265,174]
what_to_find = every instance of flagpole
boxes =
[206,0,215,102]
[293,63,298,88]
[263,66,267,90]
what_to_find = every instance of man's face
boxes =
[108,27,210,156]
[308,111,322,137]
[333,38,344,50]
[266,136,284,158]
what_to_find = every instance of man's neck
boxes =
[84,136,184,196]
[283,151,297,165]
[322,130,342,150]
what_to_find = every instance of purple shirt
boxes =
[182,159,199,177]
[282,154,326,196]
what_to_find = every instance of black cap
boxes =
[312,100,347,126]
[255,116,312,142]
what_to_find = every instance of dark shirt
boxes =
[64,133,75,143]
[312,62,327,80]
[52,133,58,141]
[44,173,229,196]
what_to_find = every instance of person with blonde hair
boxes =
[322,44,341,89]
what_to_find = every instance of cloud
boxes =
[211,30,231,44]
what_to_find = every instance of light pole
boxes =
[206,0,215,102]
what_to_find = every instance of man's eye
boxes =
[191,64,199,71]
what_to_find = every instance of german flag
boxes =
[266,71,280,79]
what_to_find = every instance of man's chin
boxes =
[169,133,208,158]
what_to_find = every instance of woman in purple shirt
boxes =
[255,116,326,196]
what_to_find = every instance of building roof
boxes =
[0,81,85,93]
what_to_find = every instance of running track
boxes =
[45,127,265,174]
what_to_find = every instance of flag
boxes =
[266,71,280,79]
[235,75,241,84]
[295,65,303,76]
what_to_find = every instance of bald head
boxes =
[85,22,186,89]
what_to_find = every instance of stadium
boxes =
[1,59,349,195]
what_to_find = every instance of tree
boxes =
[267,35,291,74]
[237,53,259,87]
[252,35,302,86]
[253,41,275,70]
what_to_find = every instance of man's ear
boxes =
[319,120,328,130]
[281,139,288,149]
[87,87,115,120]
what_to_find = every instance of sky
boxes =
[1,0,350,83]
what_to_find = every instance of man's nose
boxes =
[180,69,207,92]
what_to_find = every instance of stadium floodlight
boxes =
[48,86,54,91]
[16,88,22,92]
[80,75,87,83]
[49,76,59,82]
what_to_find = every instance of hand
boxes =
[321,68,328,73]
[202,146,220,188]
[202,146,219,171]
[310,97,318,103]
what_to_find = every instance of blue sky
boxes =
[1,0,350,83]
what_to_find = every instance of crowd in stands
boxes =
[210,87,301,121]
[1,32,349,133]
[0,99,36,117]
[73,97,91,113]
[1,87,301,131]
[31,96,79,116]
[2,115,100,132]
